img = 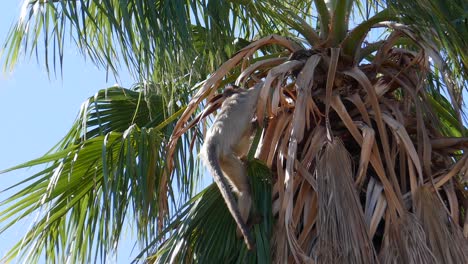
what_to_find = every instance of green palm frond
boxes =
[135,160,272,264]
[0,85,196,263]
[387,0,468,122]
[3,0,311,84]
[388,0,468,77]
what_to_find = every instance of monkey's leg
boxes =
[220,153,252,225]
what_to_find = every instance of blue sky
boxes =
[0,1,137,262]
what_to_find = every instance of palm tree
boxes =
[1,0,467,263]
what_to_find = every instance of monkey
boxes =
[200,82,263,250]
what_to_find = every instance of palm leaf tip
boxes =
[315,138,378,264]
[414,186,468,263]
[379,213,437,264]
[0,85,179,263]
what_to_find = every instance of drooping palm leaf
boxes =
[0,85,194,263]
[388,0,468,79]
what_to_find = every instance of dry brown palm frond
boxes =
[379,213,437,264]
[330,94,403,214]
[166,34,300,171]
[236,57,288,86]
[443,181,459,223]
[381,113,423,184]
[431,137,468,149]
[258,60,304,123]
[282,55,322,264]
[414,186,468,264]
[315,139,378,264]
[324,48,340,140]
[434,153,468,188]
[355,122,375,187]
[161,19,468,262]
[345,68,402,202]
[260,112,292,166]
[364,178,386,239]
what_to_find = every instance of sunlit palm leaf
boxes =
[0,86,190,263]
[3,0,311,84]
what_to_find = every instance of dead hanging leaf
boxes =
[414,186,468,264]
[381,113,423,184]
[379,213,437,264]
[274,120,293,219]
[365,178,386,239]
[257,112,281,163]
[315,139,378,264]
[298,190,318,248]
[346,93,371,125]
[355,122,375,187]
[434,153,468,188]
[407,154,419,200]
[443,182,459,224]
[257,60,304,124]
[344,67,402,201]
[281,55,321,264]
[300,126,326,172]
[292,178,308,226]
[167,35,300,176]
[464,198,468,238]
[292,55,321,141]
[296,160,317,190]
[236,57,287,86]
[431,137,468,149]
[384,102,409,194]
[324,48,340,140]
[265,112,292,167]
[271,76,284,115]
[330,94,403,214]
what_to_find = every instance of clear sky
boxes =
[0,1,137,262]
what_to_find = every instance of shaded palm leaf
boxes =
[388,0,468,78]
[137,160,272,263]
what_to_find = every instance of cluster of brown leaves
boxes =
[168,34,468,263]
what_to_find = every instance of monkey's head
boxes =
[223,84,242,98]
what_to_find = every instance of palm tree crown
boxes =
[1,0,467,263]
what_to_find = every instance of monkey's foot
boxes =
[236,214,262,238]
[236,226,244,238]
[236,228,255,250]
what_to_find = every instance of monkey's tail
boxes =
[205,144,255,250]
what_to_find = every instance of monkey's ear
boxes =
[223,84,241,97]
[226,83,240,90]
